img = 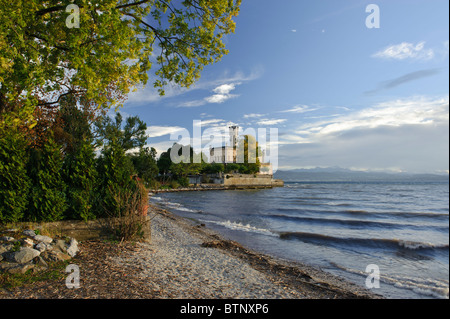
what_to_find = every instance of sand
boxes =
[113,206,382,299]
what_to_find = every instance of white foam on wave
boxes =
[398,240,448,250]
[206,220,278,237]
[162,201,200,213]
[331,263,449,299]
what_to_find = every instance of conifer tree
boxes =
[26,135,67,222]
[0,128,30,223]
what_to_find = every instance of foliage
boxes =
[96,137,135,217]
[0,128,30,223]
[26,135,67,222]
[102,178,149,241]
[237,135,261,174]
[130,147,159,187]
[0,0,241,128]
[63,140,97,221]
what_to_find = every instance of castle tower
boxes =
[229,125,239,148]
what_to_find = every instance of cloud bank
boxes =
[278,96,449,173]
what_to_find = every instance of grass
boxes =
[0,260,70,290]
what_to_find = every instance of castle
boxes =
[209,126,273,175]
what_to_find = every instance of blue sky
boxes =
[122,0,449,174]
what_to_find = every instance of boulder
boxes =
[34,235,53,244]
[67,238,79,257]
[34,256,48,270]
[42,250,71,262]
[54,239,68,253]
[0,244,13,255]
[8,248,41,264]
[0,236,15,242]
[23,229,36,237]
[34,242,51,253]
[22,238,35,248]
[7,263,35,274]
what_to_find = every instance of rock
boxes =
[22,238,35,248]
[34,235,53,244]
[0,262,17,272]
[7,263,35,274]
[4,228,18,233]
[34,256,48,270]
[0,236,15,242]
[0,244,13,255]
[23,229,36,237]
[34,242,51,253]
[67,238,79,257]
[8,248,41,264]
[42,250,71,262]
[54,239,68,253]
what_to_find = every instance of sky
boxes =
[121,0,449,174]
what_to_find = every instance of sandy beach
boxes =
[112,205,381,299]
[0,204,382,299]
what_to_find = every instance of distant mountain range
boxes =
[274,167,449,182]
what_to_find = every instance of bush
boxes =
[0,128,30,223]
[95,139,135,217]
[102,179,149,241]
[63,141,97,221]
[26,136,67,222]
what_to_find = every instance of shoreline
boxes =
[126,204,383,299]
[0,204,383,299]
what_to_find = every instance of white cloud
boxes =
[178,99,208,107]
[244,113,265,119]
[146,126,185,138]
[125,68,262,107]
[193,119,226,127]
[213,83,239,95]
[205,93,239,104]
[280,104,318,113]
[372,41,435,61]
[278,95,449,173]
[289,96,449,141]
[257,118,287,126]
[179,82,240,107]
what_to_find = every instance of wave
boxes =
[163,202,201,214]
[279,231,449,252]
[206,220,278,237]
[277,207,449,220]
[265,214,448,231]
[331,262,449,299]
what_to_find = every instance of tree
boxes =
[237,135,261,174]
[0,128,30,223]
[26,135,67,222]
[63,140,98,221]
[96,138,136,217]
[95,112,147,152]
[0,0,242,128]
[157,148,173,178]
[131,147,159,187]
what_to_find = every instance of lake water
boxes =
[150,181,449,299]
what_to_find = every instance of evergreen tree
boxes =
[63,141,97,221]
[26,135,67,222]
[96,137,135,217]
[0,128,30,223]
[131,147,159,188]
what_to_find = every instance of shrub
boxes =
[63,141,97,221]
[0,128,30,223]
[26,135,67,222]
[102,179,149,241]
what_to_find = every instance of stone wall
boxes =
[223,174,274,187]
